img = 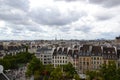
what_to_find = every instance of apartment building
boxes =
[67,49,74,66]
[36,47,54,65]
[0,45,4,58]
[91,46,103,70]
[72,50,79,70]
[117,49,120,67]
[0,44,26,57]
[52,47,68,67]
[79,45,91,73]
[103,47,117,65]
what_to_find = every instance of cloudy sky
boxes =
[0,0,120,40]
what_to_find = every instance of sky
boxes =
[0,0,120,40]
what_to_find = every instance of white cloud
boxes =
[0,0,120,40]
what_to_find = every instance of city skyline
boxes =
[0,0,120,40]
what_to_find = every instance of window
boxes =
[94,57,96,60]
[83,62,85,65]
[87,62,89,65]
[65,61,67,63]
[97,62,99,64]
[97,57,99,60]
[60,61,62,63]
[83,58,85,61]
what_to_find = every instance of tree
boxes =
[50,67,63,80]
[0,59,11,70]
[63,62,77,78]
[44,64,54,75]
[116,67,120,80]
[73,74,81,80]
[100,61,117,80]
[26,57,44,77]
[86,70,99,80]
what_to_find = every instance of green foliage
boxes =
[44,64,54,75]
[74,74,81,80]
[100,61,117,80]
[50,67,63,80]
[34,70,41,80]
[86,61,120,80]
[0,52,33,70]
[86,70,100,80]
[26,57,43,77]
[0,59,11,69]
[26,61,79,80]
[63,62,77,78]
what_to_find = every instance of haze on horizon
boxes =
[0,0,120,40]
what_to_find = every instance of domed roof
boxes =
[0,65,3,73]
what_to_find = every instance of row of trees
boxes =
[26,57,80,80]
[0,52,33,70]
[86,61,120,80]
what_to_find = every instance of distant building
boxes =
[0,44,26,58]
[115,36,120,43]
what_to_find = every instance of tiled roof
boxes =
[68,49,72,56]
[37,47,52,52]
[103,47,115,54]
[91,46,102,53]
[63,47,68,54]
[80,45,90,52]
[53,48,57,55]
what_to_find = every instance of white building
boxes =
[36,47,54,65]
[52,47,69,67]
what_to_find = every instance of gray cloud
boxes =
[75,25,92,33]
[30,7,86,26]
[54,0,85,2]
[59,26,71,32]
[100,32,117,39]
[0,9,28,23]
[0,0,29,11]
[0,0,30,25]
[94,13,114,21]
[89,0,120,8]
